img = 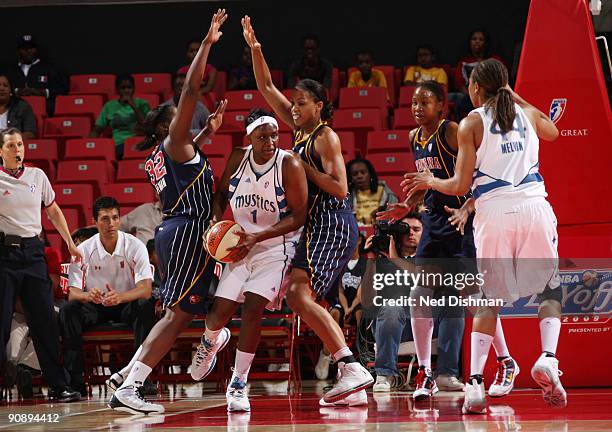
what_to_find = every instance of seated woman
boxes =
[0,74,37,139]
[347,157,398,226]
[91,74,150,159]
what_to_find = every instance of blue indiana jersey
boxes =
[412,119,470,213]
[144,140,214,220]
[293,122,352,215]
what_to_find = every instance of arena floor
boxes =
[1,381,611,431]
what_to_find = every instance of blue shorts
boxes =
[292,210,358,298]
[417,211,476,259]
[155,216,219,315]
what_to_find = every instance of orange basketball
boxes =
[204,220,244,263]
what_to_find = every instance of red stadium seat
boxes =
[46,233,69,261]
[43,117,92,138]
[69,74,116,98]
[53,183,94,224]
[218,110,248,134]
[330,67,340,103]
[214,70,227,102]
[116,159,148,183]
[366,152,415,175]
[54,94,104,121]
[102,183,155,206]
[393,108,418,130]
[225,90,269,112]
[206,155,226,181]
[398,85,417,107]
[132,73,172,97]
[270,69,284,90]
[56,160,113,196]
[346,65,396,105]
[333,108,386,154]
[199,134,233,158]
[134,93,160,109]
[64,138,116,162]
[278,132,293,150]
[42,207,81,233]
[339,87,387,110]
[366,130,412,155]
[21,95,46,130]
[24,139,58,180]
[123,136,151,160]
[336,131,356,160]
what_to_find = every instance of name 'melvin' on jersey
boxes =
[500,141,524,154]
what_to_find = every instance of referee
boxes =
[0,127,81,402]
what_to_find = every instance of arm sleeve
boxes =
[404,66,416,83]
[40,170,55,206]
[437,68,448,86]
[347,71,359,88]
[67,260,85,290]
[377,70,388,88]
[131,240,154,284]
[95,102,110,128]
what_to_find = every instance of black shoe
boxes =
[16,365,33,399]
[48,386,81,403]
[142,379,157,396]
[4,361,17,388]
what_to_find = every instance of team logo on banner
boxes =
[549,98,567,124]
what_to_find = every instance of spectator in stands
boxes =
[72,227,98,246]
[59,196,156,396]
[120,194,163,245]
[403,45,448,86]
[0,74,37,138]
[287,34,333,88]
[161,74,209,136]
[347,158,398,226]
[348,51,388,89]
[450,29,505,118]
[315,234,366,380]
[91,74,150,159]
[6,34,68,116]
[4,230,64,398]
[228,46,257,91]
[177,38,217,98]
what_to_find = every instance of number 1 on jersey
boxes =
[251,209,257,224]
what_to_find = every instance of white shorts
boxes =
[215,242,294,308]
[473,199,560,305]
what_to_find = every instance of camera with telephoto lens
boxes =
[369,220,411,254]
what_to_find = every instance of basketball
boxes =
[204,220,245,263]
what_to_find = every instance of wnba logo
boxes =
[549,98,567,124]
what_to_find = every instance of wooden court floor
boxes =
[1,381,611,431]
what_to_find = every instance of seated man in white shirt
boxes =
[59,196,155,396]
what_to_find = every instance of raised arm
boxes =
[242,15,294,129]
[167,9,227,163]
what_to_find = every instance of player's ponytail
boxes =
[136,105,175,151]
[471,58,515,134]
[295,78,334,121]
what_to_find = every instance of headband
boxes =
[246,116,278,136]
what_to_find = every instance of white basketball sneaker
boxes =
[412,367,439,401]
[489,357,519,397]
[531,353,567,408]
[462,377,487,414]
[108,385,164,415]
[323,362,374,403]
[319,389,368,407]
[226,377,250,412]
[190,327,231,381]
[106,371,124,391]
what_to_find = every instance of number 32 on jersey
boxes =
[144,149,167,194]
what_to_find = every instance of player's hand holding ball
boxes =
[204,220,249,263]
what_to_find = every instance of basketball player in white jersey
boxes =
[403,59,566,413]
[189,108,308,412]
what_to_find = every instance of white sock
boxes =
[121,361,152,388]
[539,317,561,355]
[470,332,494,376]
[492,317,510,358]
[119,345,143,377]
[411,317,434,369]
[233,350,256,382]
[204,325,221,343]
[332,346,353,362]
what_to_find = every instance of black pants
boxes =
[59,298,156,388]
[0,238,67,389]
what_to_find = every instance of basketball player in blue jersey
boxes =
[378,81,518,401]
[242,16,373,404]
[404,59,565,413]
[107,9,228,415]
[188,108,308,412]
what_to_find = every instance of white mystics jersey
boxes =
[471,103,547,208]
[227,147,299,248]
